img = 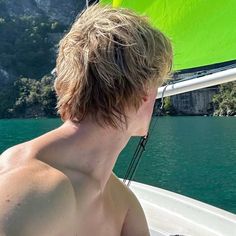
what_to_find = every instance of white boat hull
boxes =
[128,181,236,236]
[156,67,236,99]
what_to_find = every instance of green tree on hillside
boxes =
[10,75,57,117]
[212,82,236,116]
[0,15,66,79]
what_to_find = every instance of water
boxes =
[0,117,235,214]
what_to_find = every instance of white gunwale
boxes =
[156,67,236,99]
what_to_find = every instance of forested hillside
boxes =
[0,0,235,118]
[0,0,84,118]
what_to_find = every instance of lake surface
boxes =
[0,117,235,214]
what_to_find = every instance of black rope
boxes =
[123,83,170,187]
[123,135,148,186]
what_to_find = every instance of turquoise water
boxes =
[0,117,236,214]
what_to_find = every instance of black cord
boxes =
[123,135,149,187]
[123,83,170,187]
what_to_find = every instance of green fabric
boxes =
[100,0,236,70]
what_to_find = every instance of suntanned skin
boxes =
[0,87,157,236]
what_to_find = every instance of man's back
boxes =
[0,149,77,236]
[0,139,149,236]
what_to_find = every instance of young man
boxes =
[0,4,172,236]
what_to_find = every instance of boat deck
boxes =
[128,181,236,236]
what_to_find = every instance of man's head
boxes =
[55,4,172,132]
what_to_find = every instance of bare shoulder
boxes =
[110,173,150,236]
[0,149,76,236]
[0,143,74,191]
[110,173,142,205]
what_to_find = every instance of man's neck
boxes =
[37,119,131,192]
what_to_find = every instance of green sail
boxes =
[100,0,236,71]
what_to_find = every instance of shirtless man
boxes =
[0,4,172,236]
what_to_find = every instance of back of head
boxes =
[55,4,172,128]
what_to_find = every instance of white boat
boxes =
[129,180,236,236]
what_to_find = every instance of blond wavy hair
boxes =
[55,4,172,128]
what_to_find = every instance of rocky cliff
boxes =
[0,0,87,85]
[165,65,236,116]
[171,87,218,115]
[0,0,85,25]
